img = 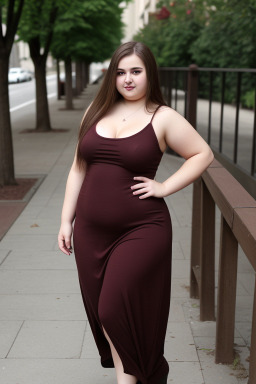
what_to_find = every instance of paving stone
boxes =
[200,360,248,384]
[0,270,80,294]
[0,234,57,251]
[0,294,86,321]
[237,273,255,295]
[6,218,60,235]
[0,358,116,384]
[171,259,190,279]
[81,327,100,359]
[171,278,190,298]
[172,241,185,260]
[17,204,45,219]
[0,321,23,358]
[7,320,86,358]
[235,295,254,322]
[189,321,217,337]
[168,362,204,384]
[194,336,247,363]
[0,250,76,270]
[235,322,252,347]
[165,322,198,362]
[168,298,187,322]
[0,249,10,265]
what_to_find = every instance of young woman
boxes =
[58,41,214,384]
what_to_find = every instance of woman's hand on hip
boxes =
[58,222,73,255]
[131,176,166,199]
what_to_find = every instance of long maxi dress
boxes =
[73,106,172,384]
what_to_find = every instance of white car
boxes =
[8,67,32,83]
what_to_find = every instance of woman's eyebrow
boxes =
[117,67,143,71]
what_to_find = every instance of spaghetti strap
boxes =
[150,105,162,123]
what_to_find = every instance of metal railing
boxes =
[190,158,256,383]
[159,65,256,382]
[159,66,256,198]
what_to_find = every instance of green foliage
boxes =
[17,0,61,50]
[242,90,255,109]
[134,0,204,67]
[191,0,256,68]
[136,0,256,70]
[135,0,256,108]
[51,0,127,63]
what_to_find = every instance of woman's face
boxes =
[116,54,148,102]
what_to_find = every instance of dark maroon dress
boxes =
[73,107,172,384]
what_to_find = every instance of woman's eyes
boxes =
[117,71,141,76]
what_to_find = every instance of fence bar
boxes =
[183,71,188,118]
[219,72,226,153]
[215,214,238,363]
[190,178,202,299]
[200,180,215,321]
[167,71,172,107]
[208,72,213,144]
[234,72,242,164]
[187,64,198,129]
[248,278,256,383]
[174,71,178,110]
[251,79,256,176]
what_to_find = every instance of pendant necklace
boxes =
[122,103,145,122]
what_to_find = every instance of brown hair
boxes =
[76,41,167,167]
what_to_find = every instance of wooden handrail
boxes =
[190,158,256,383]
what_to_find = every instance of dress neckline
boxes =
[94,122,164,155]
[94,121,151,141]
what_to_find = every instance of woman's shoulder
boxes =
[154,105,179,122]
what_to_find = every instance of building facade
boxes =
[121,0,158,42]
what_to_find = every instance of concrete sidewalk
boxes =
[0,83,254,383]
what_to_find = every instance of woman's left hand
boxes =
[131,176,166,199]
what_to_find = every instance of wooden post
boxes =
[186,64,198,129]
[248,277,256,383]
[200,180,215,321]
[190,177,202,299]
[215,214,238,363]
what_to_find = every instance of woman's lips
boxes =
[125,86,134,91]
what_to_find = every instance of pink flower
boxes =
[186,9,192,15]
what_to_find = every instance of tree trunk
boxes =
[82,62,87,89]
[33,58,52,131]
[0,55,16,186]
[64,57,73,110]
[57,59,61,100]
[75,61,83,95]
[86,63,90,86]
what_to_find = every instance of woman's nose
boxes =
[125,72,132,82]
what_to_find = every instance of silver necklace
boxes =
[122,104,145,122]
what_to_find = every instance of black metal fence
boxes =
[159,66,256,198]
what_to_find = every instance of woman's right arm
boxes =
[58,151,86,255]
[58,103,92,255]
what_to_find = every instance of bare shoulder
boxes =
[155,105,189,128]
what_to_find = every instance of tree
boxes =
[51,0,126,109]
[191,0,256,68]
[18,0,61,131]
[0,0,25,186]
[135,0,256,69]
[134,0,203,67]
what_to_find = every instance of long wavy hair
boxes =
[76,41,167,167]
